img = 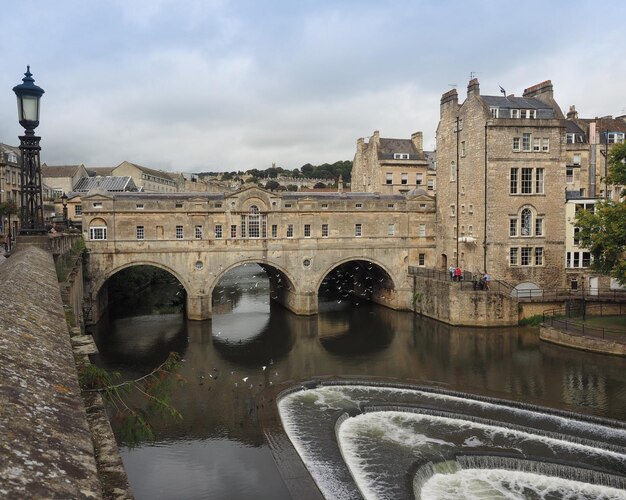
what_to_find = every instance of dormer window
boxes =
[393,153,409,159]
[6,152,17,163]
[490,107,499,118]
[510,109,520,119]
[607,132,625,144]
[521,109,537,119]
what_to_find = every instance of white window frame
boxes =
[322,223,329,238]
[510,109,520,119]
[542,138,550,152]
[304,224,311,238]
[388,224,395,236]
[90,226,107,240]
[386,172,393,185]
[176,225,184,239]
[215,224,222,239]
[355,223,362,237]
[416,173,423,185]
[286,224,294,238]
[401,173,408,185]
[419,224,426,237]
[136,203,144,210]
[195,225,203,239]
[74,205,82,216]
[393,153,409,159]
[136,226,145,240]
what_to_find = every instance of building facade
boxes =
[352,130,435,195]
[112,161,177,193]
[435,79,567,290]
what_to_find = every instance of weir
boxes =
[276,382,626,499]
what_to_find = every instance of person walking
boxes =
[449,265,455,281]
[483,272,491,290]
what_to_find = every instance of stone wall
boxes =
[412,275,519,327]
[540,325,626,356]
[0,245,102,498]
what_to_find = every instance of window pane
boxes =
[521,168,533,193]
[534,247,543,266]
[535,168,544,194]
[510,247,518,266]
[521,247,531,265]
[521,209,532,236]
[510,168,518,194]
[509,218,517,237]
[535,218,543,236]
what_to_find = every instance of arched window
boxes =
[520,208,532,236]
[89,218,108,240]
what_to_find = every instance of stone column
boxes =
[187,294,212,320]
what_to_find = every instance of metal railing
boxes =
[408,267,512,294]
[542,303,626,343]
[408,267,626,302]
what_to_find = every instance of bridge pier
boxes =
[273,287,318,316]
[187,294,212,321]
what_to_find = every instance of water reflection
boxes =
[89,265,626,499]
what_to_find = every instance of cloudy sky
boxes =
[1,0,624,173]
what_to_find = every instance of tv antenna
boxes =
[469,71,478,80]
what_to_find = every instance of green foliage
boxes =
[286,184,298,192]
[81,352,184,447]
[0,200,18,217]
[264,180,280,191]
[575,142,626,285]
[519,314,543,326]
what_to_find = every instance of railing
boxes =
[408,267,626,302]
[512,287,626,302]
[408,267,512,294]
[542,303,626,343]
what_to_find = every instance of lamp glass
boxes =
[18,95,40,123]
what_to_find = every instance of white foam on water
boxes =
[337,411,626,500]
[420,469,626,500]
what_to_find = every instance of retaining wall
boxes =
[412,275,519,326]
[0,245,102,498]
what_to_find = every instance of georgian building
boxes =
[112,160,177,193]
[435,79,567,290]
[351,130,435,195]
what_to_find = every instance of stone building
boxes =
[0,144,21,236]
[112,160,177,193]
[351,130,435,195]
[562,107,626,291]
[41,164,89,199]
[435,79,567,290]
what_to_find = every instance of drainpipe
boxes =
[456,116,460,267]
[483,123,488,272]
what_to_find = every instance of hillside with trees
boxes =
[197,160,352,187]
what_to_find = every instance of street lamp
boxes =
[13,66,46,235]
[61,192,68,227]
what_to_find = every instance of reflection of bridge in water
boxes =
[83,186,436,322]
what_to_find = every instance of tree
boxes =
[264,180,280,191]
[575,142,626,285]
[313,182,326,189]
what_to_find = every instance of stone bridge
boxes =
[82,186,436,321]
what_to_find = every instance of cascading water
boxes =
[277,382,626,500]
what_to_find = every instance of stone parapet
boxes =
[540,325,626,356]
[0,246,102,498]
[412,274,519,327]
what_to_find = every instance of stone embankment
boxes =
[0,245,101,498]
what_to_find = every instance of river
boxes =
[90,264,626,499]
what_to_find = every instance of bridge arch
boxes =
[210,259,298,296]
[315,257,398,291]
[315,257,400,309]
[92,260,192,300]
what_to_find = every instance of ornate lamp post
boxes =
[13,66,46,235]
[61,192,68,227]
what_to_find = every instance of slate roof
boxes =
[73,176,137,192]
[481,95,556,119]
[378,138,427,160]
[87,167,115,176]
[120,162,176,182]
[41,165,84,177]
